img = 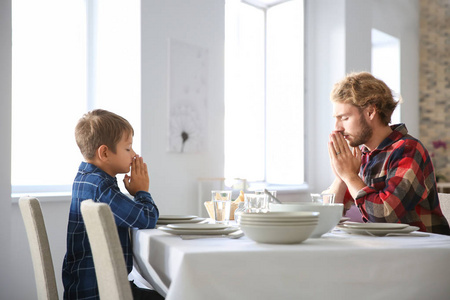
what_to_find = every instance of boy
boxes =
[62,109,163,299]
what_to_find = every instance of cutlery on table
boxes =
[264,189,282,204]
[180,230,244,240]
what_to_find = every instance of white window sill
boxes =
[11,192,72,204]
[246,182,310,194]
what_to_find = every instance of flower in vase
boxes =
[431,139,447,182]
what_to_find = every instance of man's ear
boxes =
[97,145,109,162]
[366,105,377,120]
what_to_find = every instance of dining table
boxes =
[132,224,450,300]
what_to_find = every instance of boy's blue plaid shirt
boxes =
[62,162,159,299]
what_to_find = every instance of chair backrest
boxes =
[438,193,450,222]
[18,196,59,300]
[80,199,133,300]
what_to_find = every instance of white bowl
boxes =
[240,223,317,244]
[240,220,318,226]
[269,202,344,238]
[240,211,319,221]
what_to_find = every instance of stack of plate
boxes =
[338,222,420,236]
[338,217,350,225]
[157,215,206,226]
[158,223,239,236]
[239,212,319,244]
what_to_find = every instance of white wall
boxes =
[305,0,347,194]
[4,0,419,299]
[140,0,226,215]
[305,0,419,194]
[0,0,12,299]
[372,0,420,136]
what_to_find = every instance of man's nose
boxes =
[334,120,343,132]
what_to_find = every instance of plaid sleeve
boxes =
[97,183,159,229]
[354,139,432,223]
[342,189,355,211]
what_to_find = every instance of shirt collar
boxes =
[361,123,408,153]
[79,161,117,183]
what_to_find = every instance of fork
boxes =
[364,230,429,237]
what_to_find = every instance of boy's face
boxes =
[107,132,136,175]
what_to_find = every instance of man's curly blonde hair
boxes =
[330,72,400,125]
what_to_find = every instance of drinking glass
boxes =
[211,190,232,224]
[244,193,268,213]
[256,189,278,206]
[310,193,335,204]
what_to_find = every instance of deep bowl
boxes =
[240,223,317,244]
[269,202,344,238]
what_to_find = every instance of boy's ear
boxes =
[97,145,109,161]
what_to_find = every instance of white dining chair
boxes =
[80,199,133,300]
[18,196,59,300]
[438,193,450,222]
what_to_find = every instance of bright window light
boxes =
[225,1,265,182]
[12,0,86,190]
[11,0,140,196]
[371,28,401,124]
[225,0,304,185]
[266,0,304,184]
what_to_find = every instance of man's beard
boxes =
[347,114,373,147]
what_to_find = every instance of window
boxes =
[11,0,140,197]
[371,28,401,124]
[224,0,304,187]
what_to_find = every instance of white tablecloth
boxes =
[132,228,450,300]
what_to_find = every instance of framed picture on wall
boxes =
[167,38,208,153]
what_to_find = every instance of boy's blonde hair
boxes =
[75,109,134,160]
[330,72,399,125]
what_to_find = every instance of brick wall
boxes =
[420,0,450,181]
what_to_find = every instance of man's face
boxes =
[333,102,373,148]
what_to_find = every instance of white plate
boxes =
[239,218,319,224]
[159,226,239,236]
[342,222,409,230]
[158,215,197,220]
[157,217,207,225]
[337,225,420,236]
[167,223,228,230]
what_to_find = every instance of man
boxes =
[326,72,450,235]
